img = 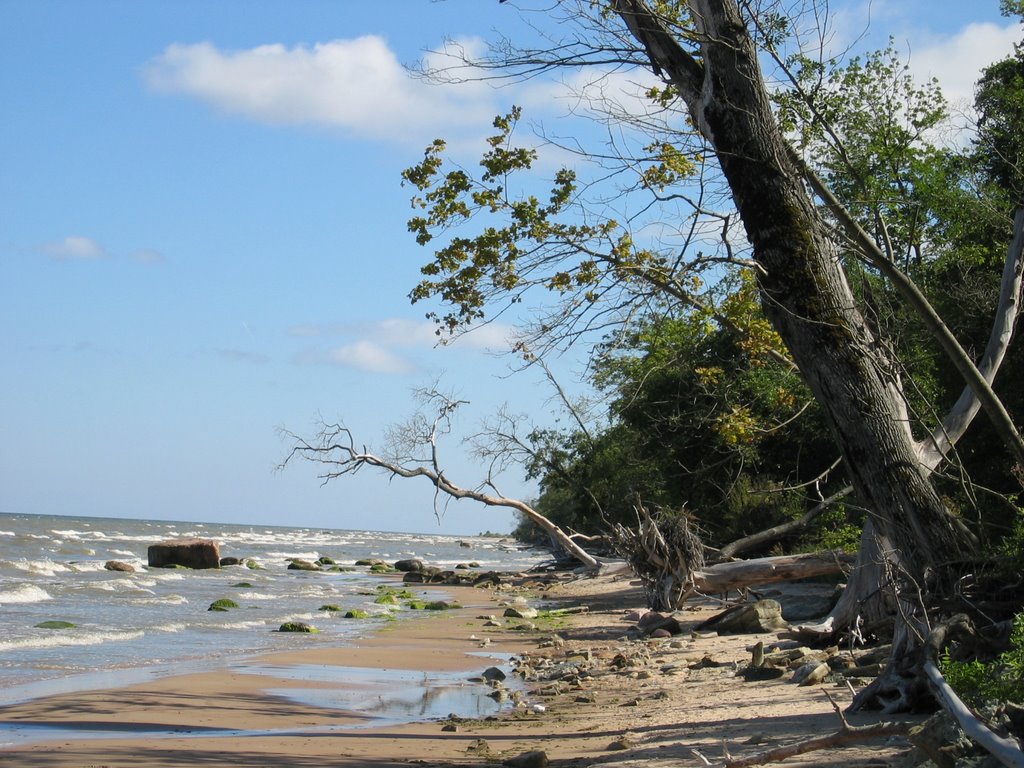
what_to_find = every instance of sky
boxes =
[1,1,1019,535]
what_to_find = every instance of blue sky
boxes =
[1,1,1019,534]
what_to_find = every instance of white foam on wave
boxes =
[131,594,188,605]
[266,550,320,561]
[152,622,187,633]
[216,620,268,630]
[234,591,276,601]
[0,584,52,604]
[66,561,110,574]
[0,559,70,577]
[0,530,14,537]
[49,529,89,538]
[0,629,145,653]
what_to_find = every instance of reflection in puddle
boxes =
[235,663,516,726]
[0,661,520,747]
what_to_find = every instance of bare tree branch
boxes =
[280,393,600,569]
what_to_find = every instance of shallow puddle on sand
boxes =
[0,659,520,747]
[234,661,517,726]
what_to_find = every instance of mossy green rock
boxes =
[374,593,400,605]
[245,559,263,570]
[344,609,370,619]
[319,604,343,612]
[426,600,461,610]
[35,620,76,629]
[316,555,335,565]
[376,586,415,600]
[406,600,461,611]
[279,622,319,633]
[369,563,395,573]
[232,582,253,588]
[208,598,240,612]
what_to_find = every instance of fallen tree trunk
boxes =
[691,551,854,596]
[612,505,852,610]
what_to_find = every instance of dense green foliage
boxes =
[520,274,849,550]
[941,612,1024,707]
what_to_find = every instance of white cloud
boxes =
[286,317,518,376]
[39,235,105,261]
[288,317,516,353]
[326,340,414,374]
[909,21,1020,111]
[142,37,497,143]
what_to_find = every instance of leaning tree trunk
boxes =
[615,0,973,709]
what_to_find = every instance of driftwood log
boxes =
[924,615,1024,768]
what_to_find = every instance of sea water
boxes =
[0,512,546,706]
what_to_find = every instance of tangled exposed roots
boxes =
[611,504,706,611]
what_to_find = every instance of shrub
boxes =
[941,612,1024,708]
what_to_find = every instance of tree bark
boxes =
[691,551,854,595]
[795,522,897,639]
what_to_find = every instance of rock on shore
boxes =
[147,538,220,569]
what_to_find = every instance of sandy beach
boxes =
[0,570,915,767]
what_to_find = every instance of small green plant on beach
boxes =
[534,610,570,631]
[208,598,240,612]
[940,612,1024,708]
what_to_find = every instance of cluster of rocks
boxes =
[477,593,898,736]
[136,539,498,579]
[613,599,891,689]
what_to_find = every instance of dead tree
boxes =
[280,391,599,570]
[611,504,853,611]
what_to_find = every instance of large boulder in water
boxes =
[394,558,425,572]
[148,538,220,569]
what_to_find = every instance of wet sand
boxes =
[0,571,914,767]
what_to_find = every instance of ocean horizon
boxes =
[0,511,547,707]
